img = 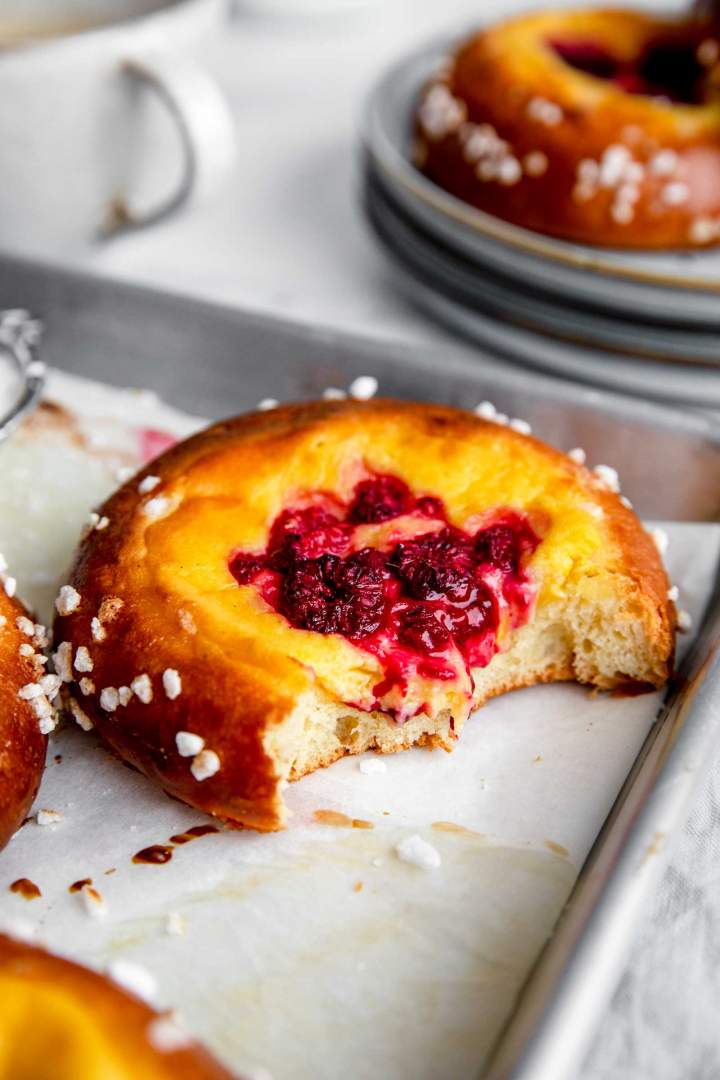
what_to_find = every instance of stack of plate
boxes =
[361,35,720,408]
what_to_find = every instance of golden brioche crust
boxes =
[54,399,674,831]
[415,8,720,248]
[0,934,236,1079]
[0,591,46,851]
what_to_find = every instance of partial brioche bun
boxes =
[0,933,237,1079]
[415,8,720,248]
[0,590,48,851]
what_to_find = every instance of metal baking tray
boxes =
[1,252,719,1079]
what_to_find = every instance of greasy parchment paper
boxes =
[0,372,716,1080]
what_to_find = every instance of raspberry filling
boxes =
[229,474,541,717]
[549,37,708,104]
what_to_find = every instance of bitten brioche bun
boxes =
[53,399,674,831]
[0,934,237,1079]
[0,589,49,851]
[414,8,720,248]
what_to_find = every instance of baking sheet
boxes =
[0,371,716,1080]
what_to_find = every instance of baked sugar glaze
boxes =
[230,474,541,717]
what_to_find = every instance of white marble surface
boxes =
[4,1,713,1078]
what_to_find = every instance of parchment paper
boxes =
[0,372,716,1080]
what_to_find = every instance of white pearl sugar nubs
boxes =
[396,834,442,870]
[74,646,93,673]
[474,401,499,420]
[130,673,153,705]
[52,642,73,683]
[141,496,170,520]
[191,749,220,782]
[147,1013,193,1053]
[100,687,119,713]
[662,181,689,207]
[649,149,678,177]
[526,96,562,127]
[18,682,44,700]
[176,731,204,757]
[593,464,620,493]
[508,417,532,436]
[649,527,669,558]
[37,711,57,736]
[115,465,135,484]
[349,376,378,401]
[69,698,93,732]
[472,400,531,434]
[55,585,80,616]
[39,674,61,700]
[247,377,380,412]
[689,217,720,246]
[138,475,161,495]
[162,668,182,700]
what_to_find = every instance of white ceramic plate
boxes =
[365,166,720,366]
[362,193,720,407]
[396,273,720,407]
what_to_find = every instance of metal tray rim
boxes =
[485,559,720,1078]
